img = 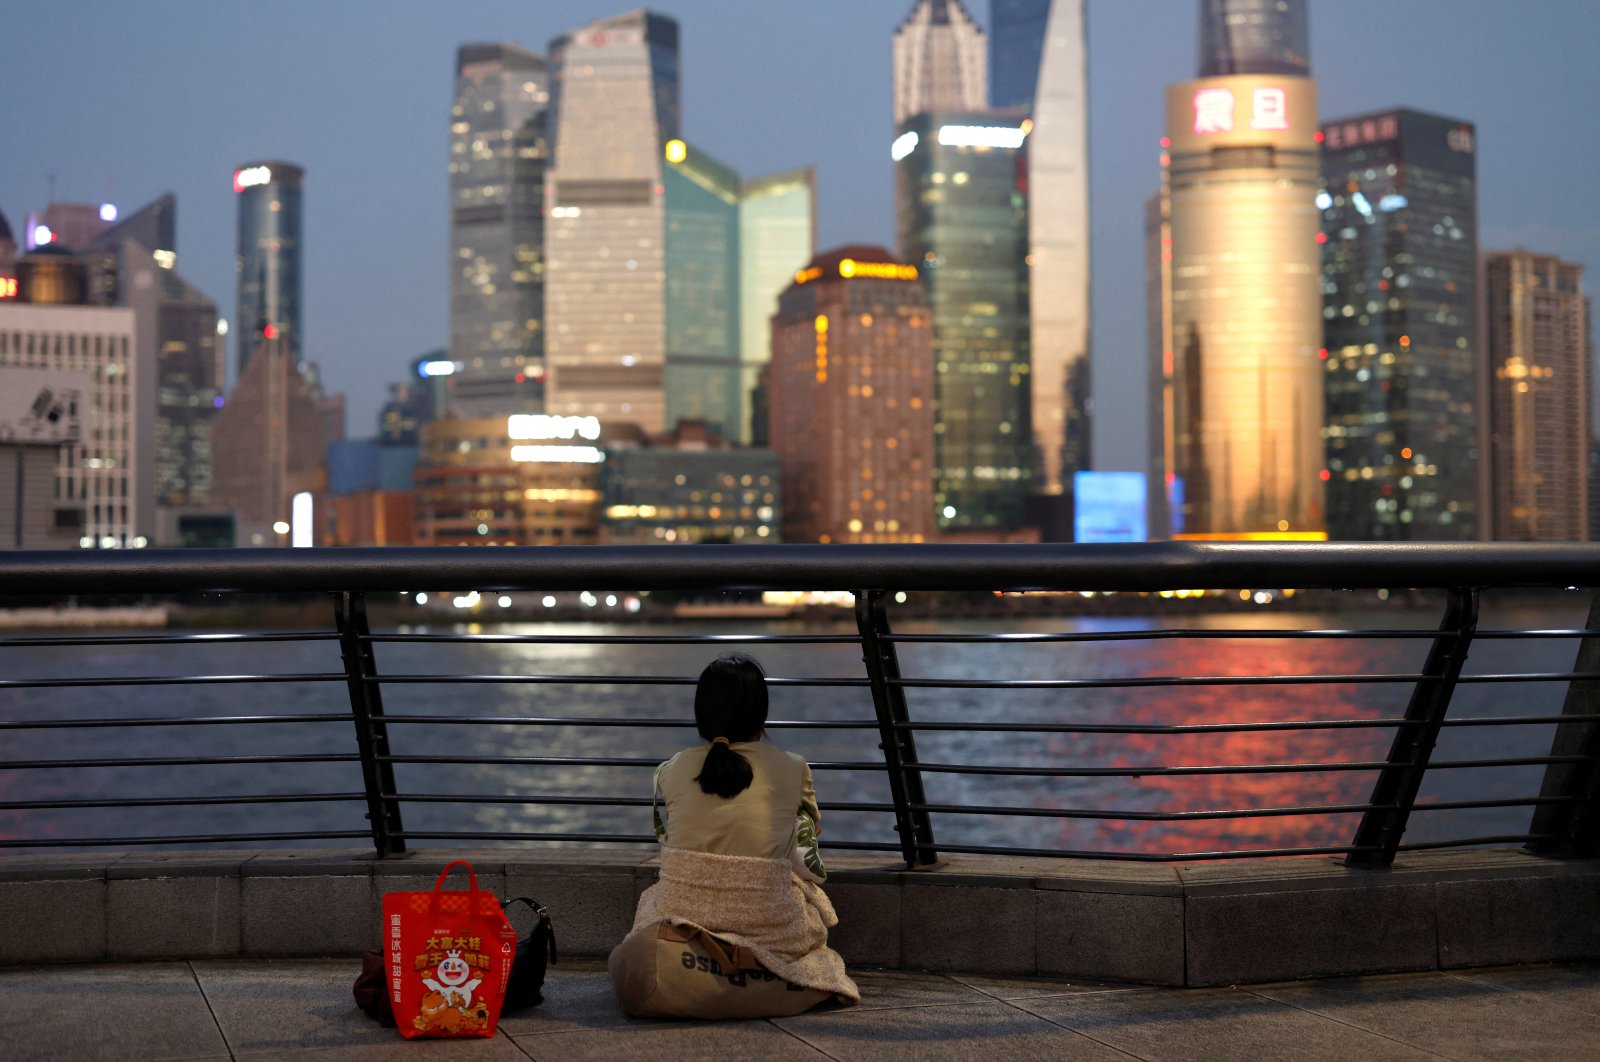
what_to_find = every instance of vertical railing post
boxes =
[1528,591,1600,857]
[855,589,937,867]
[335,591,406,856]
[1346,587,1478,867]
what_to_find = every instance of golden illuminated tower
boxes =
[1485,252,1591,541]
[769,246,934,544]
[1158,0,1323,537]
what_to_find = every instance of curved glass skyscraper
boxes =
[1197,0,1310,78]
[233,160,303,376]
[1155,0,1323,537]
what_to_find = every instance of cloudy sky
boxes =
[4,0,1597,468]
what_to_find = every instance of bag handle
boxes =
[503,896,558,964]
[428,859,482,918]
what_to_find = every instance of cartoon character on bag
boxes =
[424,950,483,1010]
[411,949,491,1034]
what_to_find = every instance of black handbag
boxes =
[501,896,558,1012]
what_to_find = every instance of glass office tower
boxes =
[987,0,1091,498]
[892,0,987,126]
[449,43,549,415]
[1320,109,1480,540]
[896,112,1032,532]
[233,161,302,376]
[663,139,742,439]
[544,11,680,432]
[1197,0,1310,77]
[738,169,815,445]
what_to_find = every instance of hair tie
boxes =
[710,737,731,747]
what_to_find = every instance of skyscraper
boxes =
[450,43,549,415]
[738,169,815,444]
[1320,110,1480,540]
[1154,0,1323,537]
[663,138,742,439]
[988,0,1091,501]
[892,0,987,127]
[895,112,1032,532]
[1485,252,1591,541]
[233,161,303,376]
[544,11,681,432]
[1197,0,1310,77]
[769,246,934,544]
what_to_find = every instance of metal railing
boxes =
[3,542,1600,867]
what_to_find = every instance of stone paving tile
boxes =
[1251,970,1600,1061]
[846,968,993,1010]
[1018,984,1442,1061]
[950,972,1160,1001]
[776,999,1139,1061]
[496,965,654,1036]
[191,958,527,1060]
[509,1022,830,1061]
[1454,962,1600,1018]
[0,962,230,1062]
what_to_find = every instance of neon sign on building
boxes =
[1192,86,1292,135]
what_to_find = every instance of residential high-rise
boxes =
[769,246,934,544]
[1154,0,1323,537]
[895,112,1032,532]
[738,169,815,444]
[988,0,1091,501]
[892,0,987,127]
[544,10,681,432]
[233,161,303,376]
[1485,252,1591,541]
[663,139,742,439]
[450,43,549,415]
[1320,110,1480,540]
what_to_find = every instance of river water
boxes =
[0,593,1590,858]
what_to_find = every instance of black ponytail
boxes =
[692,654,769,798]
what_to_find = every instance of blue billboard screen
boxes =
[1074,471,1148,543]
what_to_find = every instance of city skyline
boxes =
[3,0,1597,469]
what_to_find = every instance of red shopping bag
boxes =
[382,860,518,1039]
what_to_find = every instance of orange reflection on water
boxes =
[1038,631,1410,857]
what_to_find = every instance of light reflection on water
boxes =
[0,595,1588,856]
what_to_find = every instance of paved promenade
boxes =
[2,959,1599,1061]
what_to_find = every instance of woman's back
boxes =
[655,739,816,861]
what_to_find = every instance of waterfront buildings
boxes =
[543,11,681,433]
[233,161,303,376]
[1319,110,1481,540]
[892,0,987,126]
[1485,252,1591,541]
[895,111,1032,532]
[210,333,326,545]
[988,0,1091,504]
[738,169,815,444]
[449,43,549,416]
[600,421,781,544]
[0,301,145,547]
[326,439,418,547]
[769,246,934,544]
[1153,0,1323,537]
[412,414,627,545]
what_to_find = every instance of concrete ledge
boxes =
[3,846,1600,986]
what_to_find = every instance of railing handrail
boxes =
[4,541,1600,596]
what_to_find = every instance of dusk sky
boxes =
[5,1,1597,471]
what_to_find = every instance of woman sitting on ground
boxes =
[609,653,859,1017]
